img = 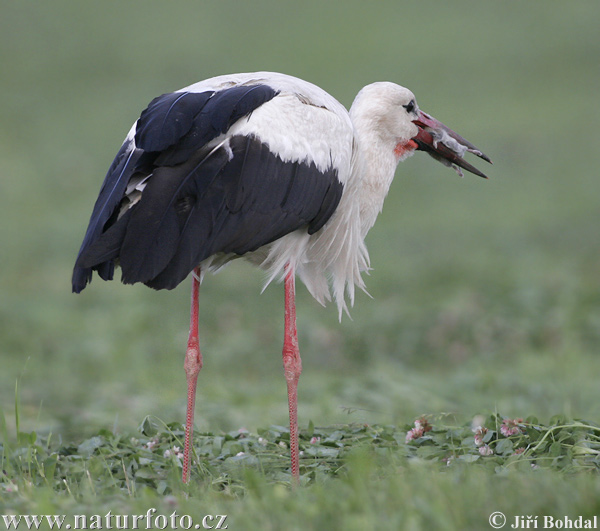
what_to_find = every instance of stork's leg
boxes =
[182,267,202,484]
[282,264,302,482]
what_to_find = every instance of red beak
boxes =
[412,110,492,179]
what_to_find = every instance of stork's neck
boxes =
[350,112,403,237]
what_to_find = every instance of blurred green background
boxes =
[1,1,599,445]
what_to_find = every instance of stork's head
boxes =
[351,82,491,178]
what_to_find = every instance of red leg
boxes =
[182,267,202,484]
[282,263,302,482]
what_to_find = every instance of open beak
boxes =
[412,110,492,178]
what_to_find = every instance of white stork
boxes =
[72,72,491,483]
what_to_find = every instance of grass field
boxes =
[1,1,600,528]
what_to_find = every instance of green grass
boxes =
[1,0,600,527]
[3,413,600,528]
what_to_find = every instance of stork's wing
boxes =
[71,139,145,290]
[72,84,345,292]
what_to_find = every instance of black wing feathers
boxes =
[74,84,277,292]
[135,91,215,153]
[143,136,343,290]
[141,85,278,167]
[73,83,344,293]
[119,146,231,284]
[72,140,143,292]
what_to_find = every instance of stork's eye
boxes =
[403,99,416,114]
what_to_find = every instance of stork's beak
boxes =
[412,110,492,178]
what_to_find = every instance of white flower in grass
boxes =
[414,417,432,432]
[479,444,493,456]
[173,446,184,459]
[500,418,523,437]
[472,426,488,447]
[164,446,183,459]
[405,417,432,443]
[145,437,159,450]
[405,427,424,443]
